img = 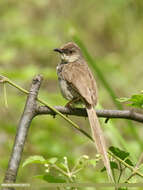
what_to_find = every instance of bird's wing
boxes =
[62,61,98,106]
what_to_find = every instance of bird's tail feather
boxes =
[86,106,113,181]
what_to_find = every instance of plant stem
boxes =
[3,83,8,107]
[124,152,143,183]
[108,151,143,178]
[52,164,69,177]
[71,168,82,175]
[117,163,123,183]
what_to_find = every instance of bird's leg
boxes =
[65,97,80,108]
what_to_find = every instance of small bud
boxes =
[64,156,68,164]
[45,169,49,173]
[44,164,49,167]
[82,155,89,159]
[95,154,100,158]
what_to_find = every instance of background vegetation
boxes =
[0,0,143,189]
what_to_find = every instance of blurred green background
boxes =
[0,0,143,188]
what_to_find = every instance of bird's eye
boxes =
[69,50,73,54]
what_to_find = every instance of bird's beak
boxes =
[53,48,63,54]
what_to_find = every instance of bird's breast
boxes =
[58,78,74,100]
[56,64,79,100]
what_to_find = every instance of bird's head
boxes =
[54,42,82,63]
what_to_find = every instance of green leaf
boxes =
[35,174,66,183]
[125,159,134,166]
[129,94,143,108]
[46,157,58,164]
[22,156,46,167]
[109,146,129,160]
[110,161,118,170]
[101,166,106,172]
[117,93,143,108]
[101,161,118,172]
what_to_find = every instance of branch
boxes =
[0,75,91,140]
[2,75,43,190]
[1,75,143,184]
[36,106,143,123]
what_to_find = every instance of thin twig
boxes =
[52,164,70,178]
[124,153,143,183]
[108,151,143,178]
[3,83,8,107]
[2,75,43,190]
[117,162,123,183]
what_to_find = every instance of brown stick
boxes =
[2,75,43,190]
[36,106,143,123]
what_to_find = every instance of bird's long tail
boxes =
[86,106,113,181]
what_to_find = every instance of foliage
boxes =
[23,146,143,189]
[117,92,143,108]
[23,155,97,187]
[101,147,135,184]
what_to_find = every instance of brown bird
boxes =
[54,42,113,181]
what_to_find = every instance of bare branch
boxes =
[36,106,143,123]
[0,75,84,138]
[2,75,43,190]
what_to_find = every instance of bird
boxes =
[54,42,113,181]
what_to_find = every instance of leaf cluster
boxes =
[117,92,143,108]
